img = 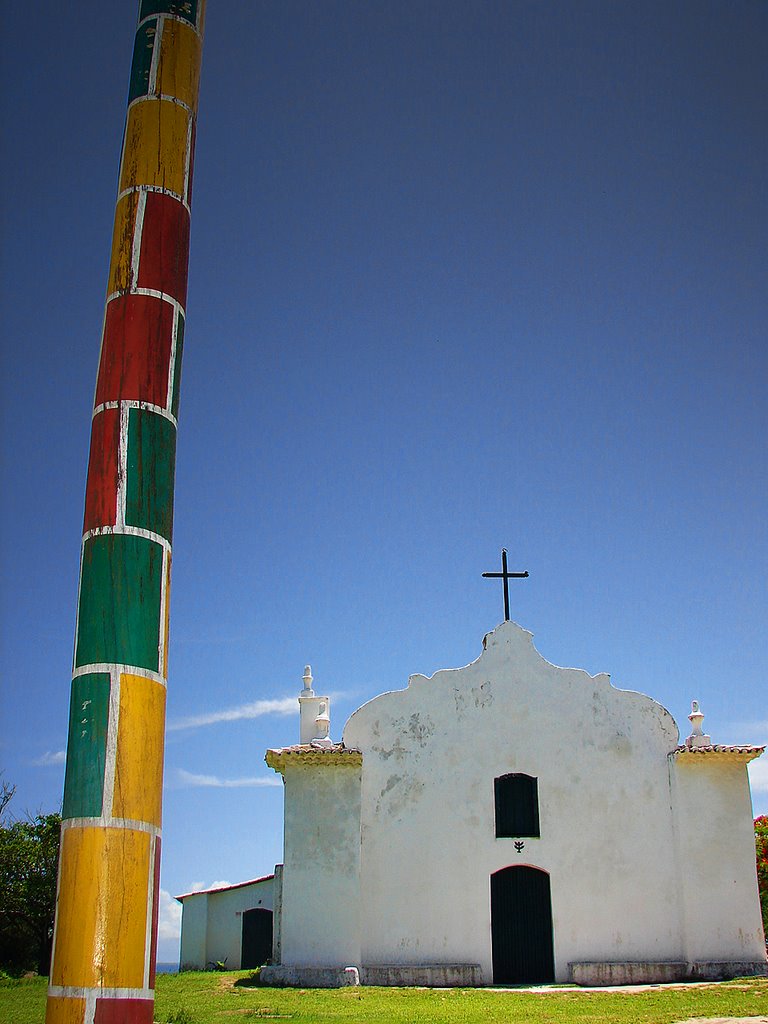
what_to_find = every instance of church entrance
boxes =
[241,908,273,969]
[490,866,555,984]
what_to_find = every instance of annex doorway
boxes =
[241,908,273,969]
[490,865,555,984]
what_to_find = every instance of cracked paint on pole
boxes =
[47,4,205,1022]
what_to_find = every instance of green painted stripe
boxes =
[139,0,198,27]
[171,312,184,421]
[62,673,111,819]
[125,408,177,541]
[75,534,164,672]
[128,19,158,104]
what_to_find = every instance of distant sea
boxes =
[156,963,179,974]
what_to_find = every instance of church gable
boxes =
[343,619,680,791]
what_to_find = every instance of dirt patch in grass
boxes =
[671,1018,768,1024]
[219,1011,294,1019]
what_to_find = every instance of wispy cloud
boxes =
[177,769,282,789]
[186,879,232,893]
[168,696,297,731]
[32,750,66,766]
[157,888,182,942]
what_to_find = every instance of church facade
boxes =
[259,621,766,986]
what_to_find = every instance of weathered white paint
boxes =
[276,752,362,967]
[266,621,765,984]
[178,892,207,970]
[271,864,283,965]
[177,876,274,970]
[671,753,765,966]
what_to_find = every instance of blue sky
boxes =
[1,1,766,963]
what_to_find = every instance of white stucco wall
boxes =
[179,893,208,970]
[179,877,274,970]
[672,756,766,964]
[342,621,687,983]
[280,760,362,966]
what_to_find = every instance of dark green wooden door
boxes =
[241,909,273,969]
[491,866,555,984]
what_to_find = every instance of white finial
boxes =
[298,667,332,744]
[301,665,314,696]
[686,699,712,749]
[311,703,333,748]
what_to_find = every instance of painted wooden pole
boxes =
[46,4,205,1022]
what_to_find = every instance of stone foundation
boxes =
[569,960,768,986]
[260,965,360,988]
[262,958,768,989]
[260,963,482,987]
[569,962,688,985]
[361,963,483,986]
[687,961,768,981]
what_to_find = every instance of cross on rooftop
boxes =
[482,548,529,621]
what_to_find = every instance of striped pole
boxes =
[47,4,205,1023]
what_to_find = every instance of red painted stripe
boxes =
[149,836,162,988]
[83,408,120,532]
[95,294,175,408]
[186,120,197,207]
[137,192,190,308]
[94,998,153,1024]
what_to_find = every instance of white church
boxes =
[178,619,766,985]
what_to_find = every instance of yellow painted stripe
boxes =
[45,996,85,1024]
[51,826,150,989]
[112,674,166,826]
[120,99,190,196]
[107,191,138,295]
[157,20,202,112]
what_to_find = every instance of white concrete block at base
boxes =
[570,959,768,986]
[687,961,768,981]
[361,964,483,986]
[569,962,688,985]
[260,965,360,988]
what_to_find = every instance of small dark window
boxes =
[494,773,540,837]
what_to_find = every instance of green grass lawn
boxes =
[2,971,767,1024]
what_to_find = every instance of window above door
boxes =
[494,773,540,838]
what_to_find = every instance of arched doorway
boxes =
[241,908,273,969]
[490,866,554,984]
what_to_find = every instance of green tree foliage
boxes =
[757,815,768,940]
[0,783,61,975]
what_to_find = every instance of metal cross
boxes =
[482,548,529,621]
